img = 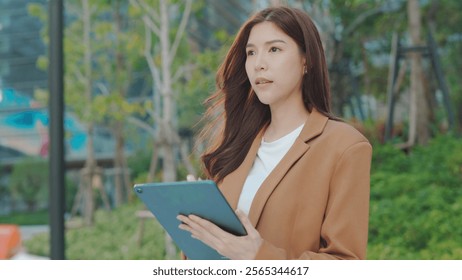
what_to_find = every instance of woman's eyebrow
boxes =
[246,39,287,48]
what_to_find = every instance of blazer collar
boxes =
[219,109,329,226]
[298,108,329,143]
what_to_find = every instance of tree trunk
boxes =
[180,138,196,176]
[131,0,193,259]
[159,0,178,260]
[147,141,159,182]
[81,164,95,226]
[112,0,131,206]
[82,0,98,226]
[114,122,125,207]
[159,0,176,183]
[407,0,429,146]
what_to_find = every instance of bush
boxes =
[24,135,462,260]
[10,157,48,211]
[0,210,48,225]
[368,134,462,259]
[24,201,177,259]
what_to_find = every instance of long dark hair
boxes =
[200,6,335,183]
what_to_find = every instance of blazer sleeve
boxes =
[254,141,372,260]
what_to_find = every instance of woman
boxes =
[177,6,372,260]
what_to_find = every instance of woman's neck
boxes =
[264,102,309,142]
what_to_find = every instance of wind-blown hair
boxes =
[200,6,335,183]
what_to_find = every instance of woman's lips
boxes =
[255,77,273,85]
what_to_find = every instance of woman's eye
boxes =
[247,50,255,56]
[270,47,280,52]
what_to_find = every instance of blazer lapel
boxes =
[219,130,264,209]
[219,109,329,227]
[248,109,328,226]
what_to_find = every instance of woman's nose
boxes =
[254,54,267,71]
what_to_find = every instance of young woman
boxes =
[177,6,372,260]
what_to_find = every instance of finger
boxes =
[178,215,215,237]
[183,216,226,249]
[177,215,211,242]
[188,215,232,240]
[189,215,220,231]
[177,214,189,223]
[177,215,192,231]
[179,214,235,254]
[178,222,191,232]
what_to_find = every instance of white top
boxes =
[237,124,304,215]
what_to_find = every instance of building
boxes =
[0,0,47,95]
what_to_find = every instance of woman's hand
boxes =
[177,210,262,260]
[180,174,263,259]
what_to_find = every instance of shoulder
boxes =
[326,119,369,142]
[299,109,371,152]
[314,119,371,152]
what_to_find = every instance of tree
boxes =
[323,0,404,116]
[29,0,111,226]
[79,0,100,226]
[425,0,462,133]
[128,0,194,259]
[407,0,430,146]
[90,0,145,207]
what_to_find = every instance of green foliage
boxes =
[371,143,410,173]
[25,202,176,259]
[127,149,153,183]
[21,135,462,260]
[127,148,203,184]
[7,157,77,215]
[21,0,462,259]
[28,0,147,127]
[10,157,48,211]
[177,44,228,131]
[0,210,48,225]
[368,135,462,259]
[0,183,8,202]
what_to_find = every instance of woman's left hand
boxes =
[177,209,263,260]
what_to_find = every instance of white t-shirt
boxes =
[237,124,304,215]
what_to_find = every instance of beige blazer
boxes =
[219,109,372,259]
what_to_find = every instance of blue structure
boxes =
[0,87,114,161]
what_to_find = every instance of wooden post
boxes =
[385,33,400,142]
[427,25,455,131]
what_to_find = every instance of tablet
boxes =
[133,180,247,260]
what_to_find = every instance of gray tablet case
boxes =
[133,180,247,260]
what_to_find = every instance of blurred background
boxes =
[0,0,461,260]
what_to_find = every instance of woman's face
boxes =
[245,21,305,110]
